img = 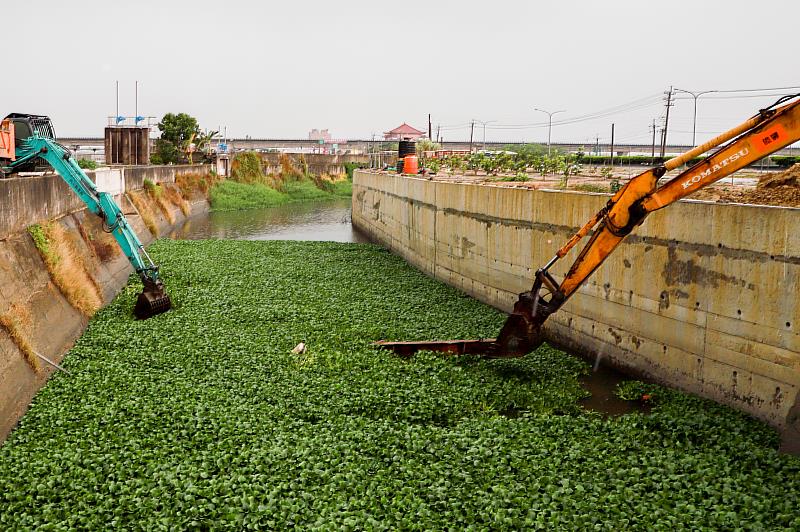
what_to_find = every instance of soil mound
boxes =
[695,165,800,208]
[757,163,800,189]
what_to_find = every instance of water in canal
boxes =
[169,198,368,243]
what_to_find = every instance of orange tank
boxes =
[0,119,15,161]
[403,155,418,175]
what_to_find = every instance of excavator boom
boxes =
[379,93,800,357]
[3,118,171,320]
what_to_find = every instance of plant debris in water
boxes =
[0,240,798,529]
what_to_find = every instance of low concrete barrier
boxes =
[352,170,800,433]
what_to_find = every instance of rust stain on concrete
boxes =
[662,247,755,289]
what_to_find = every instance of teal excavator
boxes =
[0,114,171,319]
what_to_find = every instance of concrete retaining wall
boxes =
[352,170,800,434]
[0,165,209,239]
[0,165,211,440]
[124,164,210,192]
[257,153,367,177]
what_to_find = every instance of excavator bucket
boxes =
[375,314,545,358]
[134,280,172,319]
[376,290,547,358]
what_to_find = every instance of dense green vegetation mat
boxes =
[209,179,352,211]
[1,241,798,529]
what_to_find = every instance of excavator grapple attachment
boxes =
[487,310,545,357]
[375,339,497,357]
[134,280,172,319]
[375,291,546,358]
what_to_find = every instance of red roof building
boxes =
[384,123,426,140]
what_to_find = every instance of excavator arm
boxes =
[378,93,800,357]
[8,135,171,319]
[489,93,800,356]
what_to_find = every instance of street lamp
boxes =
[534,108,565,155]
[472,119,497,151]
[673,88,716,147]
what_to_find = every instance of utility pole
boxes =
[673,88,717,147]
[436,124,440,144]
[428,114,432,141]
[534,108,566,155]
[472,119,496,151]
[660,86,673,158]
[650,119,656,165]
[469,120,475,153]
[595,135,599,156]
[610,123,615,167]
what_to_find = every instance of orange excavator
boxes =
[378,93,800,357]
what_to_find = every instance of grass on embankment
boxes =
[209,181,290,210]
[209,177,352,211]
[208,151,355,211]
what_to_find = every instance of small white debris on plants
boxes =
[291,342,306,355]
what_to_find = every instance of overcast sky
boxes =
[4,0,799,145]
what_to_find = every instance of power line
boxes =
[484,93,663,130]
[711,85,800,93]
[674,93,798,101]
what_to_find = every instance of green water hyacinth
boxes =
[0,240,798,529]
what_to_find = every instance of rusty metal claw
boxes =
[375,259,563,358]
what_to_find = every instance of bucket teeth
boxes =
[486,313,544,358]
[134,289,172,320]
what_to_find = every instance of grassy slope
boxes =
[209,178,351,211]
[208,181,290,211]
[0,241,798,529]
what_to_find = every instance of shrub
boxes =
[143,179,161,198]
[572,184,608,193]
[496,172,529,182]
[279,153,302,180]
[343,162,366,180]
[77,159,98,170]
[231,152,265,184]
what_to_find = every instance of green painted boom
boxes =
[10,135,162,286]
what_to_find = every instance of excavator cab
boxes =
[3,113,56,173]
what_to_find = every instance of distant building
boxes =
[384,123,425,141]
[309,128,332,142]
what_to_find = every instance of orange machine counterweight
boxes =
[0,119,15,161]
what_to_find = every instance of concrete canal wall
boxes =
[0,165,212,440]
[352,170,800,435]
[258,153,367,177]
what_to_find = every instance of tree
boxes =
[151,139,180,165]
[158,113,199,147]
[154,113,200,164]
[559,153,583,189]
